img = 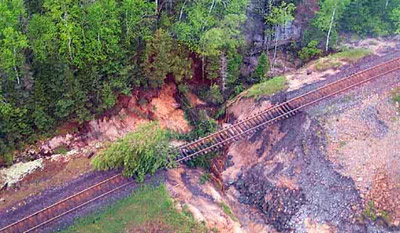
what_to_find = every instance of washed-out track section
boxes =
[0,174,131,233]
[177,56,400,162]
[1,56,400,233]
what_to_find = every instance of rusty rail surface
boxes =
[176,57,400,162]
[0,174,132,233]
[1,57,400,233]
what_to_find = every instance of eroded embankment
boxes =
[220,66,400,232]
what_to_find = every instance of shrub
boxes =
[298,40,322,62]
[92,122,176,181]
[208,84,224,104]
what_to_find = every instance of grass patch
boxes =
[245,76,287,100]
[314,48,371,72]
[220,202,237,222]
[364,200,378,221]
[392,87,400,112]
[60,184,208,233]
[333,48,371,62]
[53,145,68,155]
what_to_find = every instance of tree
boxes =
[265,1,295,71]
[314,0,350,52]
[390,5,400,34]
[253,52,270,81]
[0,0,28,86]
[143,29,192,87]
[92,122,175,181]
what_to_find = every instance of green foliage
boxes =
[61,184,208,233]
[208,84,224,105]
[313,0,350,50]
[143,29,192,87]
[0,96,33,157]
[390,5,400,34]
[298,40,322,62]
[246,76,287,99]
[0,0,28,86]
[253,52,270,81]
[341,0,400,36]
[0,0,249,163]
[92,122,176,181]
[173,0,248,55]
[265,1,295,27]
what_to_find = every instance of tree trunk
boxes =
[209,0,216,14]
[202,55,205,80]
[386,0,389,9]
[326,6,336,52]
[220,52,227,95]
[272,26,278,72]
[13,49,20,85]
[179,0,187,21]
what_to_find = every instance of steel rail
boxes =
[177,57,400,162]
[0,174,129,233]
[178,57,400,151]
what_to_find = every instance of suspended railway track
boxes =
[1,56,400,233]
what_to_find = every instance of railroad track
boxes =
[0,174,132,233]
[1,56,399,233]
[176,56,400,162]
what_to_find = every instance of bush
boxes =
[92,122,176,181]
[208,84,224,104]
[298,40,322,62]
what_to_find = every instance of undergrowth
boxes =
[60,184,208,233]
[245,76,288,100]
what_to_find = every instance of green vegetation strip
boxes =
[245,76,288,100]
[315,49,371,71]
[60,185,207,233]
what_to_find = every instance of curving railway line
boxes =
[1,56,400,233]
